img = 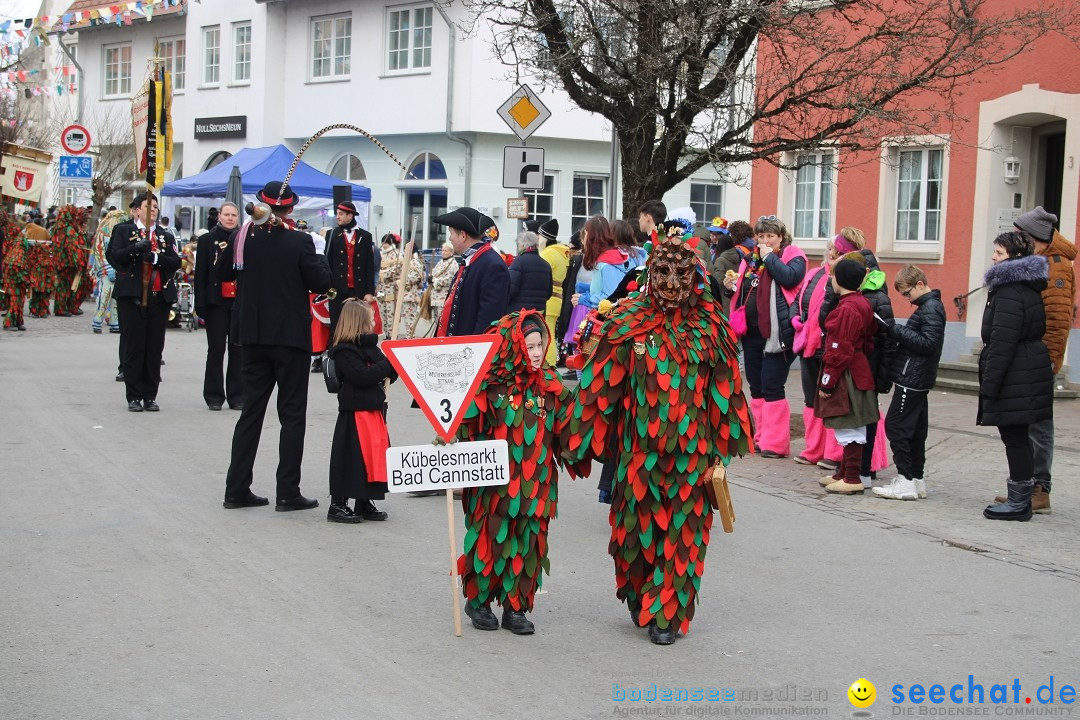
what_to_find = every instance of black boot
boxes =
[628,597,645,628]
[310,357,323,373]
[327,497,361,523]
[983,480,1033,521]
[464,602,499,631]
[501,606,535,635]
[356,499,388,521]
[647,619,676,645]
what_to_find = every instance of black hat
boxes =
[434,207,484,237]
[479,213,498,242]
[833,257,867,291]
[538,218,559,242]
[257,181,299,208]
[524,219,542,233]
[336,201,357,215]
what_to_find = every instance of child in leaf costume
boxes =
[563,218,754,645]
[456,309,582,635]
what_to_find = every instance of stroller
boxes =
[170,280,196,331]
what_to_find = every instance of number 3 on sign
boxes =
[440,398,453,423]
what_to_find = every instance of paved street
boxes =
[3,308,1079,719]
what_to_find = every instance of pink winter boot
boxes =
[795,406,824,465]
[759,399,791,458]
[750,397,766,445]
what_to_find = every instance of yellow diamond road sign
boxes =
[497,84,551,141]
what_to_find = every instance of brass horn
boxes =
[245,202,272,226]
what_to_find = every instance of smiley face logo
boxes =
[848,678,876,708]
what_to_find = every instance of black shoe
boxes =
[984,480,1033,521]
[208,403,222,411]
[115,371,125,382]
[560,369,578,381]
[109,327,120,334]
[648,620,676,645]
[223,492,270,509]
[275,495,319,512]
[17,325,26,331]
[501,607,535,635]
[229,402,244,411]
[128,400,143,412]
[92,327,102,334]
[408,490,442,498]
[464,602,499,631]
[310,358,323,373]
[74,309,84,316]
[357,499,388,521]
[327,502,362,524]
[628,598,645,628]
[144,400,160,412]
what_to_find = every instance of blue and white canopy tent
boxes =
[161,144,371,228]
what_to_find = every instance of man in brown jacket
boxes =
[1013,206,1076,513]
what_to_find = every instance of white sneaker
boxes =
[872,475,918,500]
[913,478,927,499]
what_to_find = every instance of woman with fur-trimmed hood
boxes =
[979,231,1054,522]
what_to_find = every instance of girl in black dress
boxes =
[326,299,398,523]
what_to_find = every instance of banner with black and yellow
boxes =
[134,65,172,189]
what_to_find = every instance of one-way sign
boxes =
[59,155,93,188]
[502,146,545,190]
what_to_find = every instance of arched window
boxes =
[330,154,366,182]
[203,150,231,171]
[400,151,447,250]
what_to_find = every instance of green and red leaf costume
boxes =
[563,230,754,635]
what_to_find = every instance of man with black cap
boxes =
[434,206,510,338]
[106,192,180,412]
[324,200,378,338]
[217,181,332,512]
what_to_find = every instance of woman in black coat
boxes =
[979,231,1053,521]
[507,230,553,313]
[326,299,399,523]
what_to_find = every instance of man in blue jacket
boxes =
[434,206,509,337]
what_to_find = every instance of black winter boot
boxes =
[327,497,361,523]
[983,480,1033,521]
[501,606,535,635]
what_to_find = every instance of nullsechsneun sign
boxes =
[194,116,247,140]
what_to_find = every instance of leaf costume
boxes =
[1,210,29,328]
[51,206,91,316]
[563,220,754,637]
[455,309,583,613]
[25,220,56,318]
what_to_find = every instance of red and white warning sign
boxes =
[60,124,92,155]
[382,335,499,442]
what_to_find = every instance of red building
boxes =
[750,8,1079,379]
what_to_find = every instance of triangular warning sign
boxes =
[383,335,499,443]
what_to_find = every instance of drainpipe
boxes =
[56,36,84,123]
[433,4,472,206]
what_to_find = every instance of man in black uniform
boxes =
[218,181,332,511]
[194,201,243,412]
[434,207,510,338]
[324,200,377,337]
[106,192,180,412]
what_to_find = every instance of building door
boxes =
[400,152,447,250]
[1041,131,1065,223]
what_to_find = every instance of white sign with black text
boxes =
[386,440,510,492]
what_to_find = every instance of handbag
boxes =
[703,465,736,533]
[322,354,341,394]
[728,305,747,338]
[814,371,851,419]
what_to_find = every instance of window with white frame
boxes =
[330,154,366,182]
[894,147,943,244]
[522,174,557,223]
[103,43,131,97]
[233,23,252,83]
[571,175,606,233]
[311,14,352,80]
[792,151,835,241]
[158,37,185,90]
[203,26,220,85]
[690,182,725,225]
[387,5,433,72]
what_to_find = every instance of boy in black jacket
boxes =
[874,265,946,501]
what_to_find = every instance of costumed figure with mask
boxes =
[456,309,587,635]
[52,206,91,316]
[2,210,30,330]
[562,218,754,645]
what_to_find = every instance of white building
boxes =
[61,0,749,247]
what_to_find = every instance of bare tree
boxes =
[465,0,1080,217]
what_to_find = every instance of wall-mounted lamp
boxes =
[1003,156,1021,185]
